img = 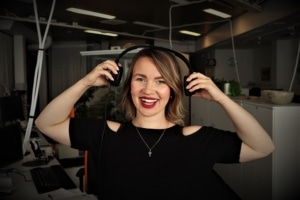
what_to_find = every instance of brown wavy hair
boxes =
[120,47,186,125]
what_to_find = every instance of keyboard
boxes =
[30,164,77,193]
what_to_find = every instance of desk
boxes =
[0,135,96,200]
[0,153,93,200]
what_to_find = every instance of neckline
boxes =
[130,121,178,131]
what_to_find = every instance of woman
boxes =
[35,47,274,199]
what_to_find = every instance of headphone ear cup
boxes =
[183,75,202,96]
[109,67,123,86]
[184,75,194,96]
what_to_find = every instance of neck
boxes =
[132,117,170,129]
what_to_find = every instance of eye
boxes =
[156,79,166,85]
[136,77,145,82]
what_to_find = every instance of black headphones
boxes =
[110,45,196,96]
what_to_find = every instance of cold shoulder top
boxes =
[70,118,242,199]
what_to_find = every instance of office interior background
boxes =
[1,0,300,107]
[0,0,300,199]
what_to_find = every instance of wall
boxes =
[275,39,300,93]
[290,40,300,95]
[154,40,195,53]
[214,48,253,88]
[252,44,273,89]
[49,41,88,101]
[211,38,300,96]
[0,32,13,96]
[13,35,27,90]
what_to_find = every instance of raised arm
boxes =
[185,73,275,162]
[35,60,119,146]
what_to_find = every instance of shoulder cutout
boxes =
[107,120,121,132]
[183,125,202,136]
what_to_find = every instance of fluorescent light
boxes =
[133,21,167,29]
[203,8,231,18]
[84,30,118,37]
[66,7,116,19]
[179,30,201,36]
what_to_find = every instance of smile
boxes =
[140,97,158,108]
[141,98,158,103]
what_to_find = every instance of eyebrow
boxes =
[133,73,164,79]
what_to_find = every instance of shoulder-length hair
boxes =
[120,47,186,125]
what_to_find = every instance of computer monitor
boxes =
[0,123,24,168]
[0,95,24,127]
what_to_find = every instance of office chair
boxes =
[70,107,98,195]
[76,150,99,195]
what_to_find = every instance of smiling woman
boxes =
[35,46,274,199]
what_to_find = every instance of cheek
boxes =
[130,82,140,99]
[130,84,142,107]
[159,87,171,99]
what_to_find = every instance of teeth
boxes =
[141,98,158,103]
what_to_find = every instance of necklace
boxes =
[135,126,166,157]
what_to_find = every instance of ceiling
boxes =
[0,0,299,48]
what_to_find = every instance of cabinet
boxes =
[191,97,300,200]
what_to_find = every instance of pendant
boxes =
[148,151,152,157]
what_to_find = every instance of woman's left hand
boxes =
[185,72,227,103]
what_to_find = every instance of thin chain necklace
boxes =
[135,126,166,157]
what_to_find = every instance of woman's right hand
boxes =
[81,60,120,87]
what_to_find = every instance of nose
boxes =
[142,81,155,94]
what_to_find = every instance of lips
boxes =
[140,97,158,108]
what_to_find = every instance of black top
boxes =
[70,119,242,200]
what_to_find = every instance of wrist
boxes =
[216,93,232,105]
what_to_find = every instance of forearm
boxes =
[218,96,274,161]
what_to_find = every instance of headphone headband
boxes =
[111,45,196,95]
[115,45,193,74]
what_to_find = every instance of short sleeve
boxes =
[189,126,242,163]
[69,118,105,150]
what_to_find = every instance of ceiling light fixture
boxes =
[133,21,167,29]
[84,30,118,37]
[203,8,231,18]
[179,30,201,36]
[66,7,116,19]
